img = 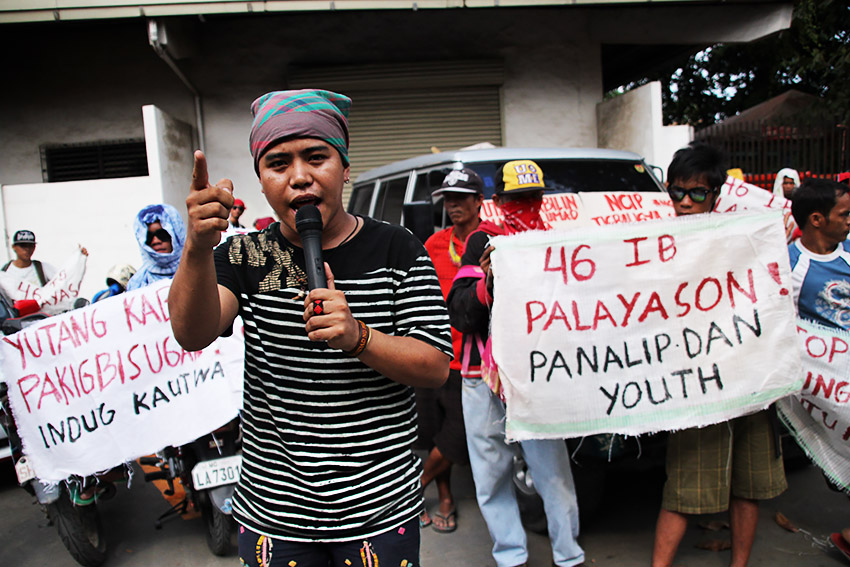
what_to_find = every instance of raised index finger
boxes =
[191,150,210,192]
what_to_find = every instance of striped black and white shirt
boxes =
[214,217,452,541]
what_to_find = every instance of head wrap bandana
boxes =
[126,203,186,291]
[249,89,352,174]
[773,167,801,197]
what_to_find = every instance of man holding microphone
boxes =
[168,89,451,567]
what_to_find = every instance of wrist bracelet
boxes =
[342,319,372,357]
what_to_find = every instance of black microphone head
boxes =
[295,205,323,234]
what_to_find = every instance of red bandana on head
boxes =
[499,197,550,234]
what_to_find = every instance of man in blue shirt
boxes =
[789,178,850,330]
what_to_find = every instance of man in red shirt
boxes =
[416,168,490,532]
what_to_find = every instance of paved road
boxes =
[0,458,848,566]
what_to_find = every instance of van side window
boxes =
[349,183,375,216]
[375,176,409,225]
[412,169,450,202]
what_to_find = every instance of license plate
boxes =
[15,456,35,484]
[192,455,241,489]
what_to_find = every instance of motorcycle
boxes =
[141,416,242,556]
[0,294,123,567]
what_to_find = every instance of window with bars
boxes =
[40,139,149,182]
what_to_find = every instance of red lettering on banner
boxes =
[624,235,676,267]
[57,320,81,350]
[605,193,644,211]
[17,374,41,412]
[623,237,651,267]
[637,292,669,323]
[803,372,850,404]
[591,210,662,225]
[2,310,108,370]
[56,365,79,401]
[618,293,641,327]
[124,292,169,331]
[12,336,204,412]
[37,374,62,410]
[127,344,143,380]
[155,285,171,322]
[79,359,95,394]
[544,302,571,332]
[659,235,676,262]
[727,270,757,306]
[543,245,596,284]
[802,334,848,362]
[572,302,591,330]
[675,282,691,317]
[695,278,723,311]
[593,301,618,329]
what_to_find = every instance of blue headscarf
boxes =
[126,204,186,290]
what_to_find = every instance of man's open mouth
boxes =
[291,196,320,210]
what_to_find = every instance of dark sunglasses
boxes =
[232,205,245,211]
[146,228,172,246]
[668,185,716,203]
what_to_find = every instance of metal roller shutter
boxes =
[290,61,504,204]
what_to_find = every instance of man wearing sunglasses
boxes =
[126,203,187,290]
[228,198,247,229]
[652,143,787,567]
[665,149,722,216]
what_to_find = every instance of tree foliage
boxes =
[617,0,850,127]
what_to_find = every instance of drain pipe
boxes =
[147,19,206,152]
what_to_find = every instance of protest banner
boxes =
[480,191,675,230]
[488,210,803,441]
[714,176,797,240]
[0,247,88,315]
[778,320,850,491]
[478,178,791,235]
[0,278,244,482]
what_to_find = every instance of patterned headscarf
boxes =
[126,203,186,291]
[249,89,351,174]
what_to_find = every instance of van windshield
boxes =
[464,159,662,198]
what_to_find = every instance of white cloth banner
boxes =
[489,210,803,440]
[778,320,850,491]
[714,176,792,215]
[0,279,244,482]
[478,178,790,233]
[0,248,88,315]
[480,191,675,230]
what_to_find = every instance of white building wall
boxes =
[0,176,162,302]
[142,105,195,226]
[596,81,693,176]
[0,105,197,302]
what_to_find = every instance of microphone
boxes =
[295,205,327,290]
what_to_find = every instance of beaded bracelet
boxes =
[342,319,372,357]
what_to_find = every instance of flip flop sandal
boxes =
[419,511,432,529]
[830,533,850,563]
[432,506,457,533]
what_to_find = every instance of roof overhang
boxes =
[0,0,789,24]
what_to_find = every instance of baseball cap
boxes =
[431,168,484,199]
[495,159,549,195]
[13,230,36,245]
[233,199,246,209]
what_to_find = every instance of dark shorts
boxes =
[414,369,469,465]
[662,411,787,514]
[238,517,420,567]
